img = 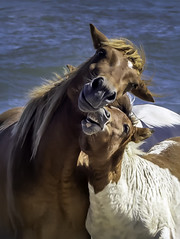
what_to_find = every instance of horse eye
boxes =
[96,48,106,57]
[123,124,130,134]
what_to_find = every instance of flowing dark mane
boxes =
[12,68,78,158]
[103,38,145,74]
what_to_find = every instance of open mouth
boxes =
[85,113,101,128]
[81,113,102,135]
[81,108,110,135]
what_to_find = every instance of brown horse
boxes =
[79,107,180,239]
[0,24,154,239]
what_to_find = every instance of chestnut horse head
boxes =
[80,106,152,161]
[78,24,154,112]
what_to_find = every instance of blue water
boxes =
[0,0,180,113]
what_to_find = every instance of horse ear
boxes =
[90,24,108,49]
[131,81,155,102]
[132,127,153,143]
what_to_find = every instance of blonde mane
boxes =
[13,68,77,158]
[29,66,75,99]
[103,38,145,74]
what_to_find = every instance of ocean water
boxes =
[0,0,180,113]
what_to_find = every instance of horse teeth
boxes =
[88,116,98,123]
[86,122,92,128]
[91,118,97,123]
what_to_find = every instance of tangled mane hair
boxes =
[12,67,77,158]
[102,38,145,74]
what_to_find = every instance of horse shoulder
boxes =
[144,137,180,180]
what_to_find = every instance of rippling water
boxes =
[0,0,179,113]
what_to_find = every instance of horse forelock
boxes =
[102,38,145,75]
[12,71,76,159]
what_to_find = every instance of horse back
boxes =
[144,137,180,181]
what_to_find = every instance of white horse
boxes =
[131,96,180,152]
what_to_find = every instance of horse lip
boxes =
[87,108,109,130]
[81,119,101,135]
[81,108,110,135]
[78,90,97,112]
[86,115,101,128]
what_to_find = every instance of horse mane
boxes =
[102,38,145,74]
[103,38,157,97]
[12,67,77,158]
[125,141,145,158]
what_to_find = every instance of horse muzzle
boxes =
[81,107,110,135]
[78,77,117,112]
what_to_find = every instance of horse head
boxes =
[78,24,154,113]
[80,106,153,160]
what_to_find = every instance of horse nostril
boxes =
[106,91,116,102]
[91,77,104,89]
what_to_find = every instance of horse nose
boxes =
[78,77,117,112]
[91,77,104,89]
[91,77,117,103]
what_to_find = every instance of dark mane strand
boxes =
[12,68,78,158]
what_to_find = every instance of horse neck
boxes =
[88,148,125,193]
[37,96,84,182]
[87,141,143,193]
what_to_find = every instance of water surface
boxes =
[0,0,179,113]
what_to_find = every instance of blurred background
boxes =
[0,0,179,113]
